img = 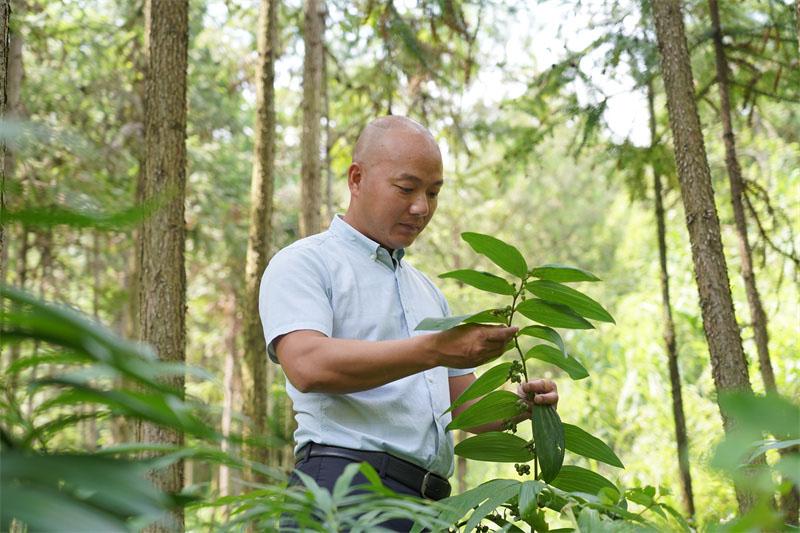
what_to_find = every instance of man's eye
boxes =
[397,186,414,193]
[428,191,440,198]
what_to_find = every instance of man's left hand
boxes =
[517,378,558,410]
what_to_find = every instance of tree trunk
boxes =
[708,0,776,395]
[323,42,333,222]
[0,0,9,291]
[796,1,799,49]
[708,1,800,523]
[242,0,278,481]
[299,0,325,237]
[220,293,239,504]
[651,0,754,513]
[83,231,102,451]
[138,0,189,530]
[648,82,695,518]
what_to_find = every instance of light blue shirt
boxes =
[259,215,472,477]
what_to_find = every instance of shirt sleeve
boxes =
[259,244,334,364]
[437,287,475,378]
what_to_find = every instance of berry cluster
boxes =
[507,360,524,383]
[514,463,531,476]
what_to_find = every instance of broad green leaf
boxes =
[516,299,594,329]
[564,423,624,468]
[518,325,566,356]
[1,484,130,533]
[719,392,800,440]
[550,465,617,495]
[525,280,614,323]
[462,232,528,279]
[440,269,515,295]
[447,390,521,431]
[776,455,800,486]
[454,432,535,463]
[746,438,800,463]
[518,480,546,522]
[414,314,474,331]
[530,264,600,283]
[436,479,520,526]
[464,482,522,533]
[1,451,172,530]
[532,404,565,482]
[463,309,509,324]
[526,345,589,380]
[415,310,505,331]
[661,502,693,532]
[447,362,512,413]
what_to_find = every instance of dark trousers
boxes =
[286,453,421,532]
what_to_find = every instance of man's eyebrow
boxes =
[395,173,444,186]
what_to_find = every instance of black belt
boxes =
[295,442,451,501]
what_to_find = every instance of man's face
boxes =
[348,129,444,251]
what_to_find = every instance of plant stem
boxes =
[508,277,538,478]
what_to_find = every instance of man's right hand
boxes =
[429,324,518,368]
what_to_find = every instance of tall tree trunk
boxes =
[83,231,102,451]
[323,43,333,222]
[4,0,24,398]
[649,82,695,518]
[708,1,800,523]
[651,0,754,513]
[7,226,27,389]
[0,0,9,293]
[708,0,776,395]
[138,0,189,530]
[220,292,239,504]
[242,0,278,480]
[299,0,325,237]
[796,1,799,49]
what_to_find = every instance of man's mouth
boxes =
[399,223,422,232]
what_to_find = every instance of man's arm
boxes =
[448,373,559,434]
[274,325,517,394]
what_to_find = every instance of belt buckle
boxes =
[420,471,431,498]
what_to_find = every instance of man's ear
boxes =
[347,163,362,196]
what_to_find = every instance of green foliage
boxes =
[1,284,450,531]
[418,231,638,529]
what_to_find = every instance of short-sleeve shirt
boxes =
[259,215,472,477]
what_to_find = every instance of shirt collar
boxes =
[330,215,405,268]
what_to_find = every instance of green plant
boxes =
[0,284,449,532]
[416,232,689,531]
[710,392,800,531]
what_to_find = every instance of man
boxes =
[260,116,557,529]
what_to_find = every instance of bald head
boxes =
[343,116,444,250]
[353,116,441,171]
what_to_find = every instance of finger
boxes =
[521,379,556,394]
[483,326,518,341]
[533,391,559,405]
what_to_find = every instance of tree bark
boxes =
[138,0,189,530]
[708,0,776,395]
[651,0,754,513]
[708,1,800,523]
[220,293,239,502]
[299,0,325,237]
[0,0,9,291]
[648,82,695,518]
[242,0,278,480]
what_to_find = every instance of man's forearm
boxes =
[276,333,440,393]
[276,325,515,394]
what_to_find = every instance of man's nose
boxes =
[409,194,430,216]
